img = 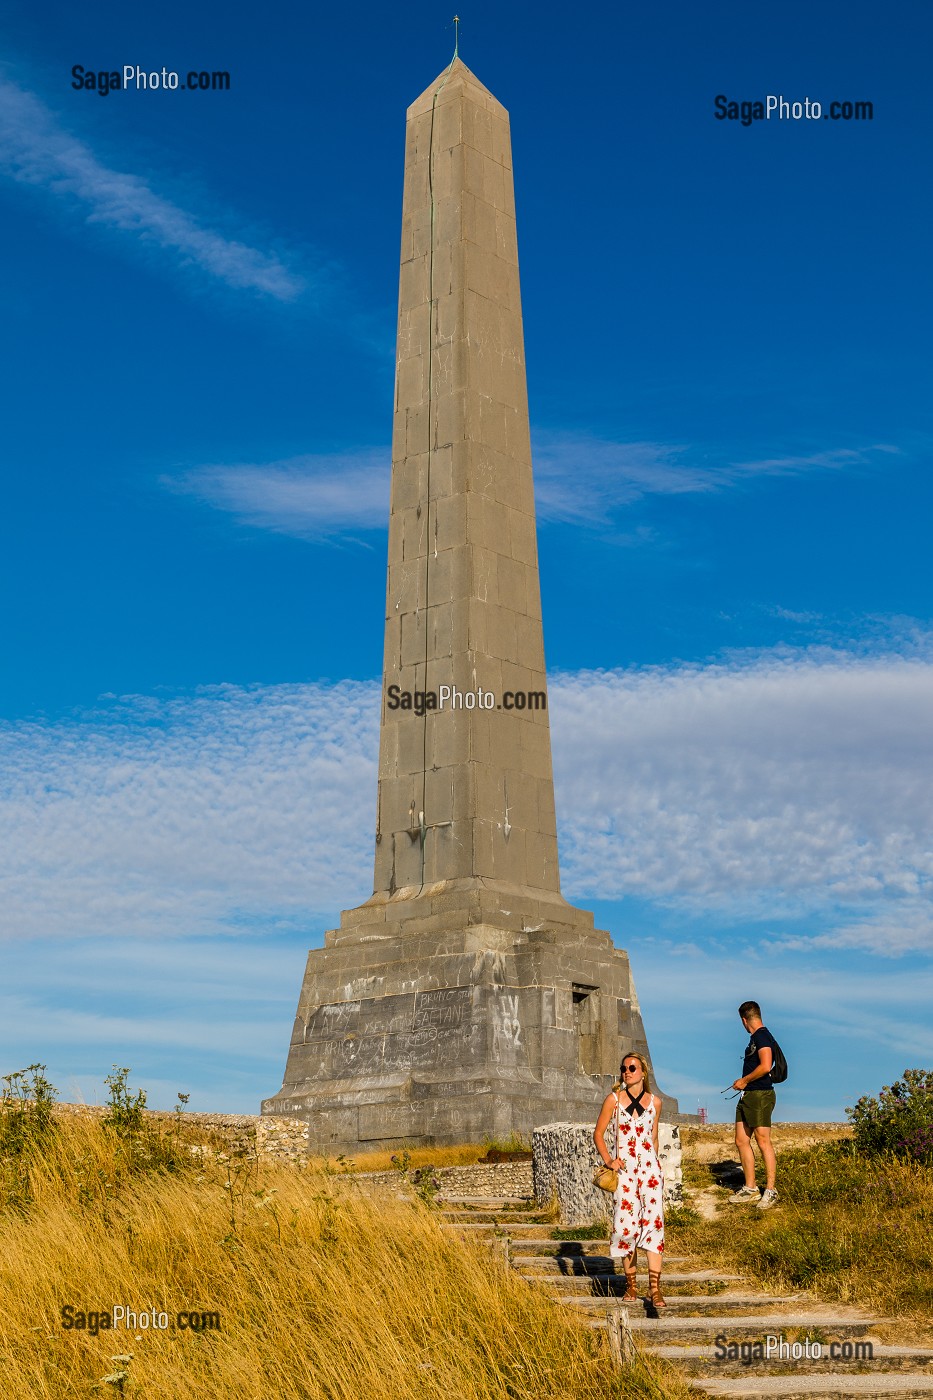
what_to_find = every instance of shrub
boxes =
[103,1066,148,1136]
[846,1068,933,1162]
[1,1065,59,1213]
[0,1065,58,1158]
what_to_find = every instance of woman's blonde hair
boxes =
[613,1051,651,1094]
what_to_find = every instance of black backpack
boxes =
[769,1036,788,1084]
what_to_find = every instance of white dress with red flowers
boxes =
[609,1091,665,1258]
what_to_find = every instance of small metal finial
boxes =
[452,15,460,59]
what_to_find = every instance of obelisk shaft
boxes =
[263,62,678,1145]
[375,59,559,898]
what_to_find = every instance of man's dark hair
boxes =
[738,1001,762,1020]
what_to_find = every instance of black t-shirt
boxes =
[742,1026,777,1091]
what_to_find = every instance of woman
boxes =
[593,1052,665,1307]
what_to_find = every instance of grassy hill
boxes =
[0,1104,688,1399]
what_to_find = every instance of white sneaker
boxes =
[728,1185,761,1203]
[756,1188,779,1209]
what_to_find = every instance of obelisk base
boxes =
[263,888,680,1151]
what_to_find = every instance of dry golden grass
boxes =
[0,1114,689,1399]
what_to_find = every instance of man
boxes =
[729,1000,779,1209]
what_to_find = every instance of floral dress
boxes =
[609,1091,665,1258]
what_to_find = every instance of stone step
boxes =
[437,1195,531,1207]
[688,1375,933,1397]
[441,1221,559,1236]
[501,1243,683,1265]
[489,1238,620,1255]
[650,1343,933,1377]
[512,1259,733,1280]
[582,1312,882,1342]
[532,1286,800,1311]
[441,1210,549,1224]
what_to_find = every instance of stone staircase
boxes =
[438,1192,933,1398]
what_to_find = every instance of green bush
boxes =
[847,1068,933,1163]
[0,1065,59,1214]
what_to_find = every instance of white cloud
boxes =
[0,682,378,940]
[166,435,894,539]
[552,650,933,947]
[168,452,389,538]
[0,78,304,299]
[2,646,932,954]
[532,433,891,525]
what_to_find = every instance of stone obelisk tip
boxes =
[407,57,506,119]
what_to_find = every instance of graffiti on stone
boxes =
[412,986,471,1030]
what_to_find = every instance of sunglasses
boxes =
[622,1064,641,1074]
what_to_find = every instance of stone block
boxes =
[388,557,426,615]
[531,1122,684,1223]
[431,93,462,154]
[389,454,427,514]
[471,544,497,606]
[461,101,494,161]
[435,286,463,343]
[396,352,427,411]
[433,493,467,553]
[398,254,428,313]
[496,555,527,615]
[432,388,464,450]
[431,142,465,204]
[405,402,430,458]
[424,712,469,770]
[495,209,518,266]
[399,609,426,668]
[432,193,463,254]
[427,444,453,500]
[509,613,546,666]
[465,491,510,560]
[462,191,498,254]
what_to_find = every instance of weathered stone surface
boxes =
[531,1121,684,1226]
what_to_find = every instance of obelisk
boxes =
[264,59,674,1148]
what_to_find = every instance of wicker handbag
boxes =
[592,1163,619,1193]
[593,1091,621,1192]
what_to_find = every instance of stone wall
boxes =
[53,1104,310,1164]
[532,1121,683,1227]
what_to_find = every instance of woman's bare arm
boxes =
[593,1092,623,1167]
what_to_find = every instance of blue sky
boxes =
[1,1,931,1124]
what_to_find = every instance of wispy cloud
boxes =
[532,433,893,525]
[3,648,932,1114]
[0,77,305,299]
[0,682,379,940]
[167,452,390,538]
[165,435,896,539]
[2,645,933,953]
[552,646,933,947]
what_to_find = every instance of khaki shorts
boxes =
[736,1089,775,1131]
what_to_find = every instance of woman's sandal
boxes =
[621,1259,638,1302]
[647,1268,667,1308]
